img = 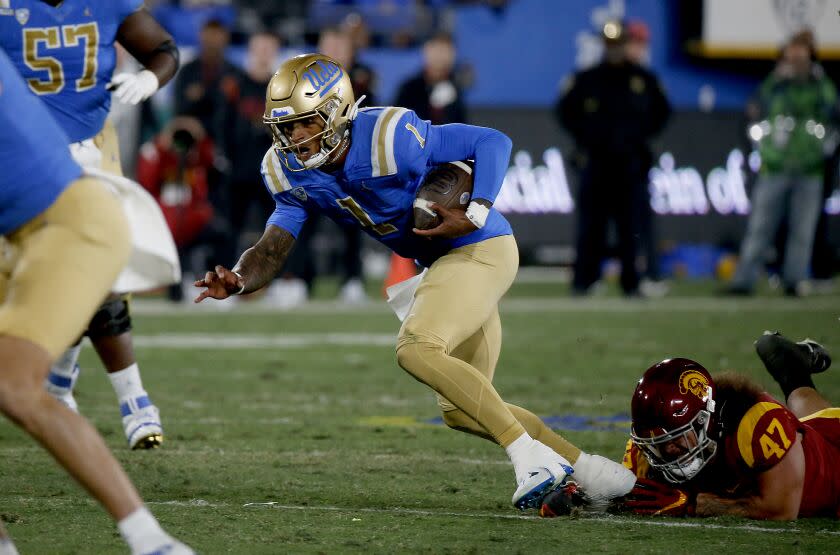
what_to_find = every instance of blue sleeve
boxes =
[425,123,513,203]
[266,193,309,238]
[120,0,145,21]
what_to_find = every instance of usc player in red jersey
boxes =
[541,332,838,519]
[617,332,838,520]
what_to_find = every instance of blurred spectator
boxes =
[216,31,282,264]
[173,19,236,143]
[318,26,378,106]
[395,32,467,124]
[728,30,838,297]
[297,26,378,303]
[136,117,228,301]
[557,20,671,297]
[623,19,663,291]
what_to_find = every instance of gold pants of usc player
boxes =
[396,235,580,461]
[0,177,131,360]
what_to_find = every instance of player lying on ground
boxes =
[194,53,635,511]
[0,0,179,449]
[543,332,838,519]
[0,50,192,555]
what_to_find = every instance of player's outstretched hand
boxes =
[194,265,243,303]
[412,203,477,239]
[621,477,695,517]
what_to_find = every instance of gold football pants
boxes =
[396,235,581,461]
[0,177,131,360]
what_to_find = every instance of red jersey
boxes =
[623,395,840,518]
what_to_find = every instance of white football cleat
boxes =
[120,395,164,450]
[512,466,570,510]
[511,440,573,510]
[135,539,194,555]
[571,453,636,510]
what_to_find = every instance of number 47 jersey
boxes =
[260,106,513,268]
[0,0,143,142]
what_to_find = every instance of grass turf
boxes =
[2,284,839,554]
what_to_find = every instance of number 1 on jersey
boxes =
[336,196,397,236]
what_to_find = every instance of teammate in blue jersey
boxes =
[0,50,192,555]
[0,0,179,449]
[195,54,635,512]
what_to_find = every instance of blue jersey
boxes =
[0,0,142,142]
[261,107,513,267]
[0,49,81,235]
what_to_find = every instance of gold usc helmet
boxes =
[263,53,358,170]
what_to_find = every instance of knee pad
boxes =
[85,295,132,338]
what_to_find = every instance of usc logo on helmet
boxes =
[679,370,709,400]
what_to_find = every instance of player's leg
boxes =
[755,331,832,417]
[396,235,572,508]
[440,308,634,507]
[87,295,164,450]
[0,177,186,553]
[440,308,582,461]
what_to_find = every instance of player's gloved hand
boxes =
[621,477,695,516]
[539,482,588,517]
[412,202,477,239]
[194,265,244,303]
[109,70,159,105]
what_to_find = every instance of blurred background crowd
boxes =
[116,0,840,304]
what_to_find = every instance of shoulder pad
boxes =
[736,401,798,470]
[260,148,292,194]
[369,106,410,177]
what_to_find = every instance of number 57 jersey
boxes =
[0,0,143,142]
[260,106,513,268]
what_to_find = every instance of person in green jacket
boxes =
[729,30,838,296]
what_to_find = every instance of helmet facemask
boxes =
[631,387,718,484]
[266,96,349,171]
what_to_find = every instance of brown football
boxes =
[413,160,474,230]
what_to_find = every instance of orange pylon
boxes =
[382,253,418,297]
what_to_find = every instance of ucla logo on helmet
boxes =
[271,106,295,118]
[301,60,343,98]
[678,370,709,400]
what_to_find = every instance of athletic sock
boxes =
[117,507,171,554]
[0,538,20,555]
[46,343,82,395]
[109,363,147,402]
[505,432,535,481]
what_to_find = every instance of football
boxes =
[413,160,474,230]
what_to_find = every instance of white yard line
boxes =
[129,296,839,316]
[128,333,395,349]
[3,494,836,535]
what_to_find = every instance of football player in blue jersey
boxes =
[0,0,179,449]
[0,49,192,555]
[194,53,635,511]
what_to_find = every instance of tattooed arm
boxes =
[193,225,295,302]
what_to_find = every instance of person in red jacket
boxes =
[137,116,227,300]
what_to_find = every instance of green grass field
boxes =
[2,283,840,554]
